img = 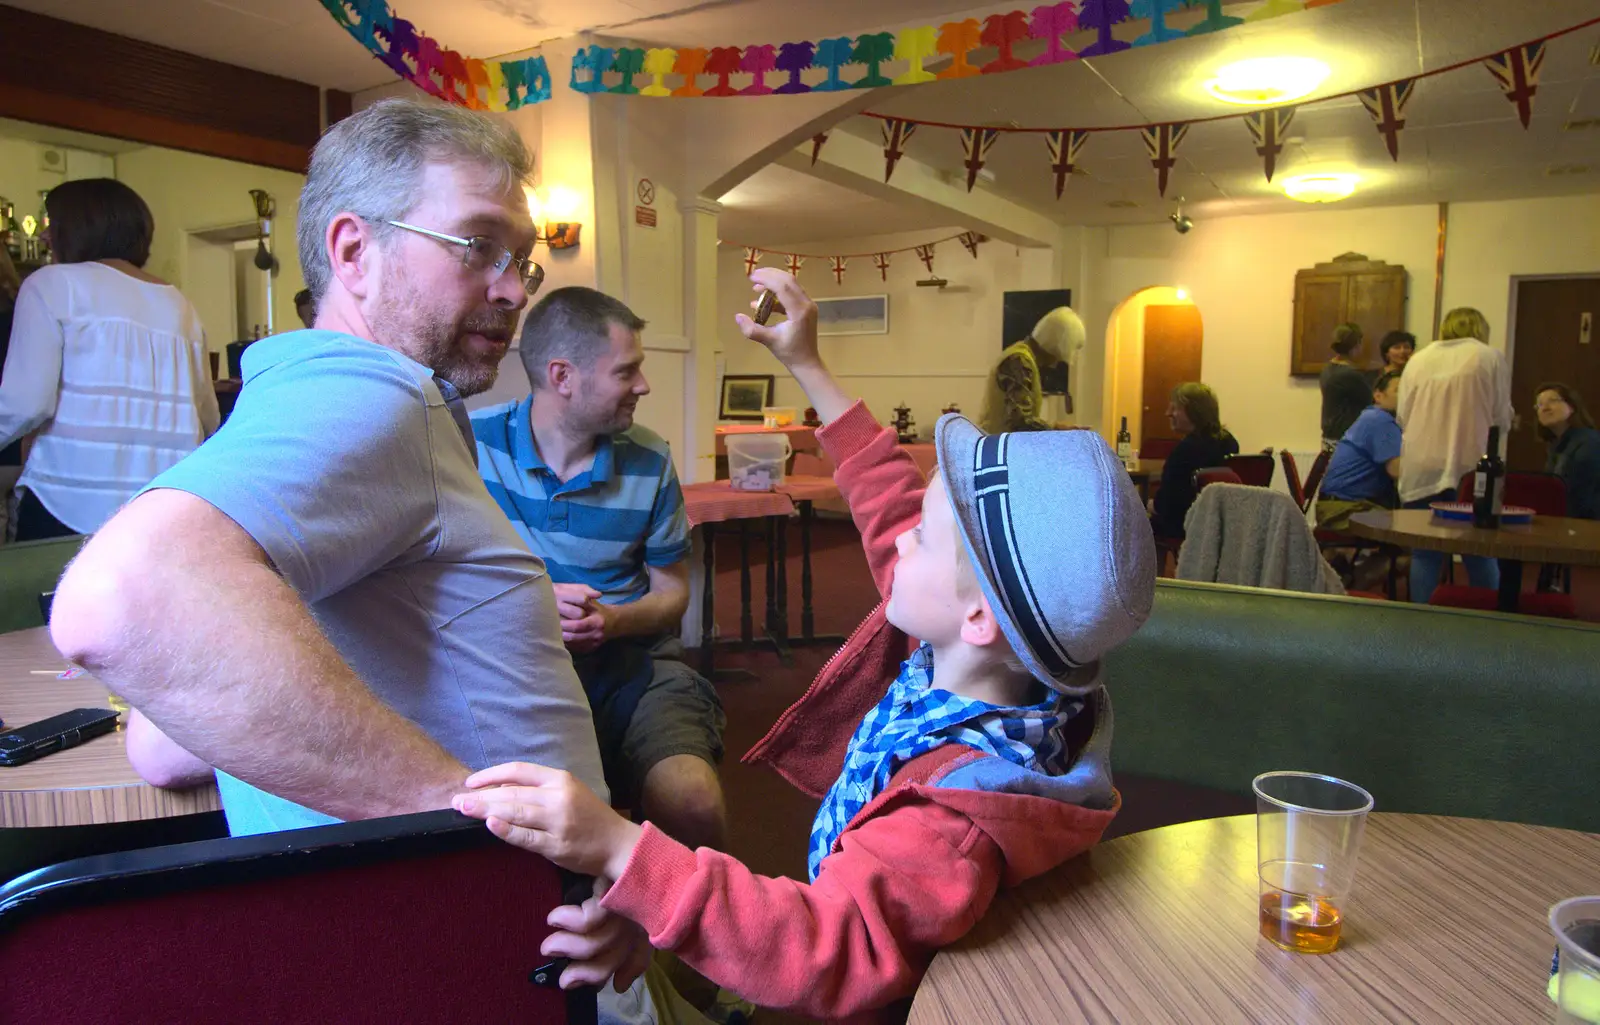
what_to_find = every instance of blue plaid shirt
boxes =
[807,644,1076,880]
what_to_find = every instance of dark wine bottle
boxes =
[1472,425,1505,529]
[1116,416,1133,466]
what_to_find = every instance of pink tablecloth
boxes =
[682,480,794,526]
[775,474,841,504]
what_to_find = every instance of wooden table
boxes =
[0,628,220,827]
[910,813,1598,1024]
[1128,457,1164,504]
[1346,508,1600,611]
[681,482,795,677]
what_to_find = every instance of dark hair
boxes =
[1379,330,1414,362]
[1373,369,1402,396]
[1171,382,1226,440]
[519,287,646,390]
[44,178,155,267]
[1535,382,1596,442]
[1330,322,1363,357]
[293,288,313,307]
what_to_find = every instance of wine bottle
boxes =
[1472,425,1505,529]
[1116,416,1133,467]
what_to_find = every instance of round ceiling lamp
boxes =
[1283,172,1360,203]
[1206,57,1330,106]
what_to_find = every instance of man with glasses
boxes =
[50,98,653,1013]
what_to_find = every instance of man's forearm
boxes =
[51,490,469,820]
[606,585,688,640]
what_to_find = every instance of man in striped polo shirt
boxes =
[471,287,726,852]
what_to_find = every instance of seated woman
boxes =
[1150,382,1238,539]
[1535,382,1600,519]
[1316,370,1402,530]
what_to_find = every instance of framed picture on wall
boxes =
[718,374,775,421]
[816,295,890,337]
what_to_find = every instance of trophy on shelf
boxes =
[941,402,961,417]
[802,407,821,427]
[891,403,917,444]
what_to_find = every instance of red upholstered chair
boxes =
[1224,453,1275,488]
[1140,436,1178,460]
[1281,450,1308,512]
[1193,467,1244,490]
[1300,449,1331,505]
[1431,471,1574,615]
[0,811,597,1025]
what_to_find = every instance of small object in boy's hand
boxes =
[754,289,780,325]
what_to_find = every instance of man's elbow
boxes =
[48,516,159,672]
[126,713,214,790]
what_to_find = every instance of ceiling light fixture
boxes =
[1206,57,1330,106]
[1283,172,1359,203]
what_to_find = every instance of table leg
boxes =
[771,514,793,664]
[764,517,780,641]
[800,500,816,639]
[739,520,754,646]
[699,523,716,677]
[1497,559,1523,613]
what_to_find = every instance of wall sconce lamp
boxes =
[526,186,583,250]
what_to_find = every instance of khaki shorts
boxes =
[594,637,726,807]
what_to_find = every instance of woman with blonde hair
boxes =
[1395,306,1511,602]
[1150,381,1238,538]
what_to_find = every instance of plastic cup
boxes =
[1550,897,1600,1023]
[1253,771,1374,954]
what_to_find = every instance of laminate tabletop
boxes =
[0,627,220,827]
[1346,509,1600,565]
[909,813,1600,1025]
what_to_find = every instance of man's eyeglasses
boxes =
[387,220,545,295]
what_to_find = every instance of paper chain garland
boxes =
[317,0,552,110]
[731,232,987,286]
[857,20,1595,199]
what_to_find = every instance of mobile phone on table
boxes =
[0,707,121,767]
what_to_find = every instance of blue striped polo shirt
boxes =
[471,395,690,604]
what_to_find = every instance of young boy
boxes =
[455,270,1158,1022]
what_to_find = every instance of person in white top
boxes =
[1395,307,1513,603]
[0,178,219,540]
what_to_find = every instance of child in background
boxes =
[455,270,1158,1023]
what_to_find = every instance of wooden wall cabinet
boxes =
[1291,254,1408,376]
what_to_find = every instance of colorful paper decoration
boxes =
[1244,107,1296,182]
[829,256,850,284]
[1046,129,1089,198]
[1029,2,1081,66]
[743,247,764,276]
[1079,0,1132,57]
[1130,0,1188,47]
[671,48,709,97]
[786,253,806,277]
[570,45,615,94]
[915,244,937,274]
[641,48,676,96]
[704,46,744,96]
[776,42,815,94]
[1142,122,1189,197]
[936,20,983,79]
[741,44,779,95]
[1484,42,1546,128]
[960,127,1001,191]
[882,119,918,183]
[873,252,893,280]
[853,33,896,88]
[1361,79,1416,161]
[810,133,830,166]
[893,27,939,85]
[980,11,1031,73]
[814,37,855,92]
[1188,0,1243,34]
[1246,0,1303,21]
[959,232,985,258]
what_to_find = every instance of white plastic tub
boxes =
[726,433,792,492]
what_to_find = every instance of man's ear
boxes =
[547,358,577,397]
[959,590,1004,649]
[325,213,378,302]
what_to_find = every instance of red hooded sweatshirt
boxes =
[602,401,1119,1023]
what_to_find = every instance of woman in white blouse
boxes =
[0,178,218,540]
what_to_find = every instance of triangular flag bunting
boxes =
[785,253,805,278]
[1141,122,1189,197]
[742,247,763,276]
[872,252,892,280]
[1045,129,1089,199]
[1244,107,1296,182]
[1484,42,1545,129]
[1360,79,1415,161]
[829,256,849,284]
[914,244,936,274]
[959,231,983,258]
[810,132,830,165]
[959,127,1001,191]
[881,118,918,182]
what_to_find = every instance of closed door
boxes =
[1141,304,1204,443]
[1509,277,1600,473]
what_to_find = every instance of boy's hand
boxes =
[454,762,643,882]
[735,269,820,372]
[541,877,653,992]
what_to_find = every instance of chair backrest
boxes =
[1280,450,1307,510]
[0,535,87,634]
[1140,436,1178,460]
[1224,453,1275,488]
[1301,449,1331,502]
[0,810,596,1025]
[1455,470,1567,516]
[1174,484,1340,594]
[1193,467,1244,490]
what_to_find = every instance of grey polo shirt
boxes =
[147,330,606,836]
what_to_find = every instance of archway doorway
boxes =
[1102,286,1203,458]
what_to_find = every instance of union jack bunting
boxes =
[785,253,805,278]
[959,127,1001,192]
[1483,42,1546,129]
[959,231,983,258]
[742,247,763,276]
[829,256,849,284]
[1244,107,1296,182]
[1045,129,1089,199]
[1360,79,1416,161]
[872,252,892,280]
[810,132,831,166]
[1141,122,1189,197]
[914,244,936,274]
[882,118,918,183]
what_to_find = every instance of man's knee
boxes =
[643,755,725,814]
